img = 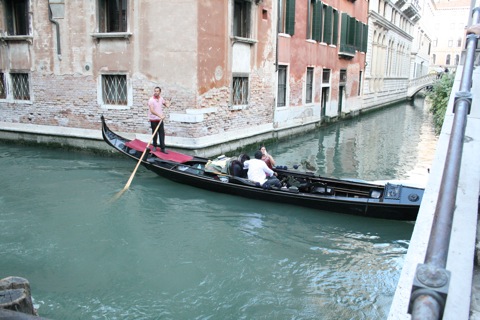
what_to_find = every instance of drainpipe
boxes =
[48,4,62,60]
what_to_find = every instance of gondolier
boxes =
[148,86,170,154]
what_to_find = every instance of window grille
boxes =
[11,73,30,100]
[0,73,6,99]
[277,66,287,107]
[306,67,314,103]
[102,74,127,105]
[232,76,249,105]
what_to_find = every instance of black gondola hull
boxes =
[101,116,423,221]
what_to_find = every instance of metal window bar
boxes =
[11,73,30,100]
[0,73,6,99]
[232,77,249,105]
[102,75,127,105]
[408,5,480,320]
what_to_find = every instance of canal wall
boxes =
[0,99,410,158]
[388,63,480,318]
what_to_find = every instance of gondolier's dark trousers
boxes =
[150,120,165,150]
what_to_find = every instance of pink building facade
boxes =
[0,0,368,154]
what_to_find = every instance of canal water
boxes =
[0,98,437,319]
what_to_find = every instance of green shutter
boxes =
[312,1,323,42]
[324,6,333,45]
[286,0,296,36]
[332,10,338,45]
[348,16,356,46]
[355,20,362,50]
[340,12,348,48]
[362,23,368,53]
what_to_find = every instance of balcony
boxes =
[403,0,420,18]
[338,44,356,59]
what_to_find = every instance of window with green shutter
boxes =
[339,12,355,57]
[332,9,338,45]
[323,6,333,44]
[285,0,296,35]
[307,0,315,39]
[312,1,323,42]
[361,23,368,53]
[355,20,362,50]
[279,0,296,35]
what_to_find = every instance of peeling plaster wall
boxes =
[0,0,279,149]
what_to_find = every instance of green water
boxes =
[0,99,437,319]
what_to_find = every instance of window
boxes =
[279,0,295,35]
[0,73,6,99]
[102,74,127,105]
[322,69,331,84]
[233,0,251,38]
[3,0,29,36]
[11,73,30,100]
[433,39,438,47]
[358,71,362,96]
[448,39,453,47]
[339,13,368,56]
[98,0,127,32]
[232,75,249,105]
[432,54,436,64]
[455,54,459,65]
[306,67,314,103]
[306,0,315,40]
[457,38,462,47]
[339,70,347,84]
[323,5,338,45]
[277,66,287,107]
[446,54,451,65]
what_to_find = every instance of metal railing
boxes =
[407,5,480,320]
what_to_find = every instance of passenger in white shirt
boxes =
[243,150,277,185]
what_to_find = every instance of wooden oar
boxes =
[113,120,162,200]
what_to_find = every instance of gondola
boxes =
[101,116,424,220]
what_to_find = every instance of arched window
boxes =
[432,54,436,64]
[455,54,459,65]
[446,54,451,65]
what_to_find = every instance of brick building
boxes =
[0,0,368,154]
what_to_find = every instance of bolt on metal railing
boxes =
[407,5,480,320]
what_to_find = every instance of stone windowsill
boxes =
[91,32,133,40]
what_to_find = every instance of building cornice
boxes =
[369,11,414,41]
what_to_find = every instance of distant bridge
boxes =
[406,73,438,99]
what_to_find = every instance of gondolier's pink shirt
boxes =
[148,96,165,122]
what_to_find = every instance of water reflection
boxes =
[268,98,437,186]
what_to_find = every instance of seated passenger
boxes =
[259,145,275,169]
[244,150,281,188]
